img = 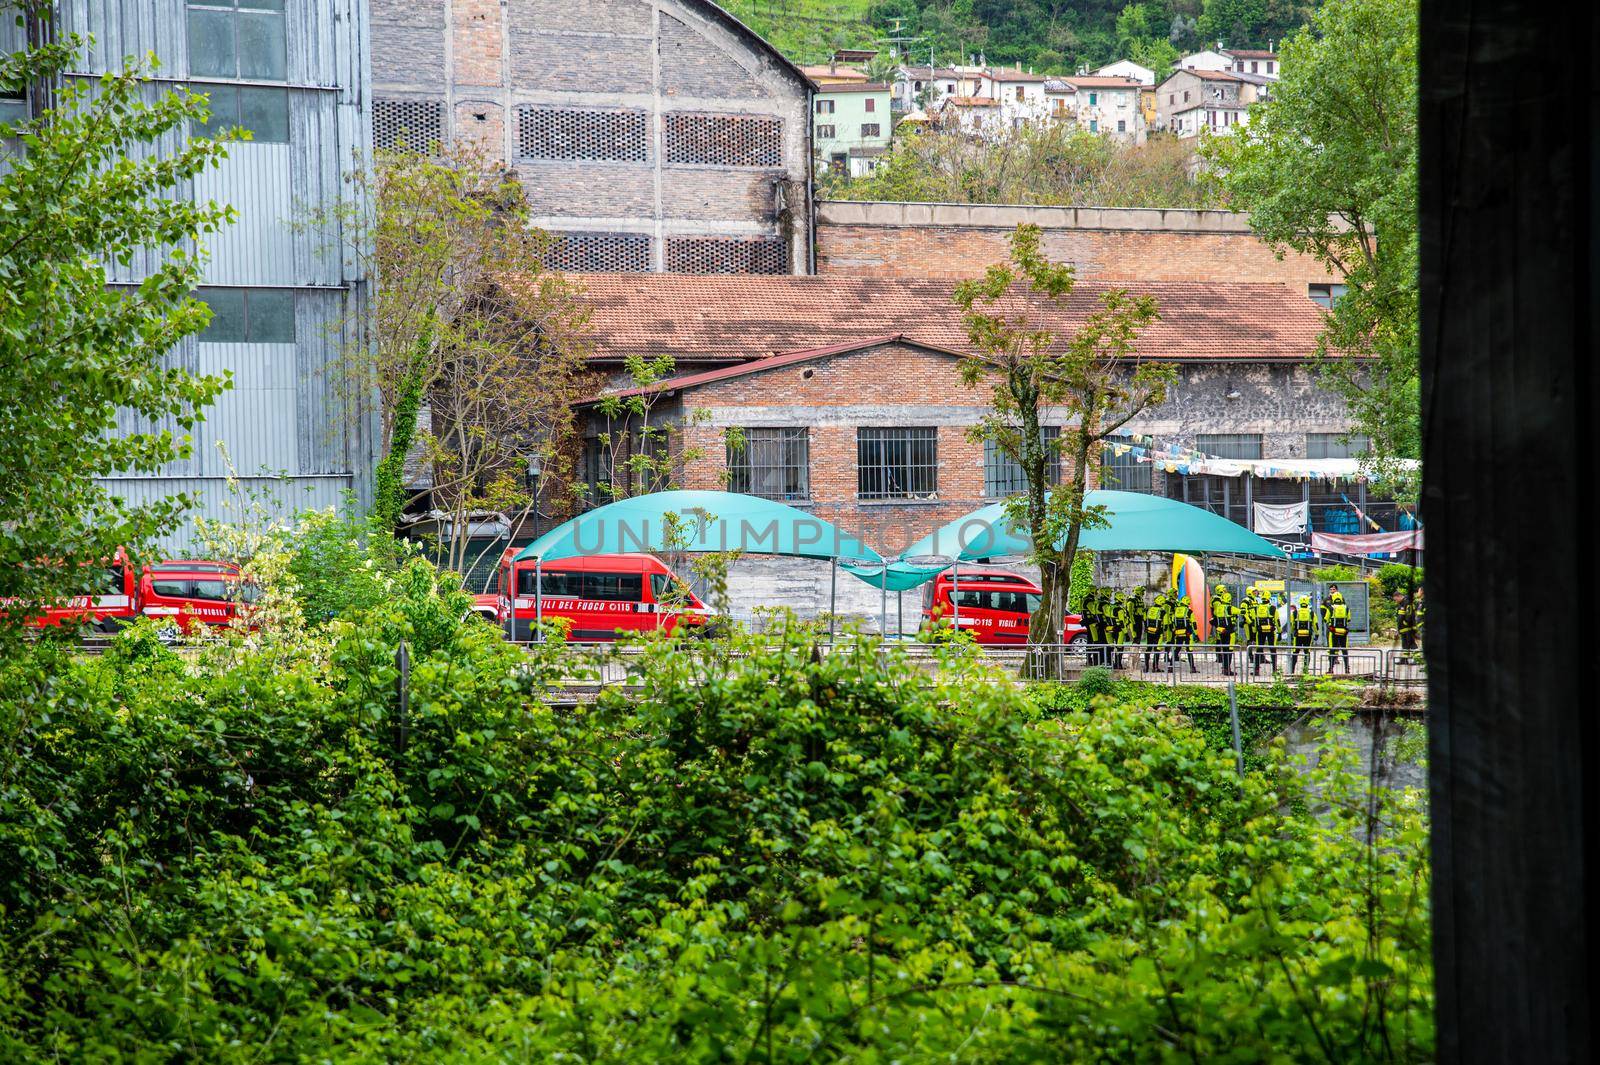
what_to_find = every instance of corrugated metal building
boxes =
[57,0,377,548]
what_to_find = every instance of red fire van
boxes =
[136,561,261,631]
[921,568,1086,646]
[495,551,707,642]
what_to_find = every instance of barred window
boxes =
[984,428,1060,497]
[1306,432,1370,459]
[517,107,648,162]
[665,237,785,275]
[1100,433,1153,492]
[860,122,880,137]
[1195,433,1263,459]
[194,287,296,343]
[665,112,783,167]
[858,427,938,500]
[726,428,809,501]
[374,99,444,151]
[545,232,652,273]
[816,123,835,139]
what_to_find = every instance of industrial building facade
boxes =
[369,0,815,274]
[53,0,377,546]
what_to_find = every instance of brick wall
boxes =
[815,201,1339,286]
[370,0,813,273]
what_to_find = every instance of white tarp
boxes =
[1252,500,1309,535]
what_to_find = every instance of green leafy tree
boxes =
[955,224,1174,655]
[318,145,589,543]
[0,5,231,630]
[1204,0,1419,492]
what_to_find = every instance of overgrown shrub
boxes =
[0,538,1432,1060]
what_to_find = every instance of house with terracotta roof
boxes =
[937,94,1003,135]
[1156,67,1272,137]
[496,272,1358,539]
[1055,75,1148,142]
[811,81,892,178]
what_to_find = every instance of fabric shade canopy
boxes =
[512,490,883,565]
[898,490,1287,567]
[840,559,949,591]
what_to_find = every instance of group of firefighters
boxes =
[1079,581,1424,676]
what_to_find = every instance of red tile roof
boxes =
[1060,75,1145,89]
[1223,49,1278,59]
[501,274,1328,366]
[1183,68,1248,82]
[578,335,925,404]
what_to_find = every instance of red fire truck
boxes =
[23,553,259,633]
[921,567,1087,646]
[494,550,707,642]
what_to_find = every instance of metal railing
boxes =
[507,636,1428,693]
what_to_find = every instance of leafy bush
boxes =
[1377,562,1424,599]
[0,539,1431,1060]
[1312,563,1362,582]
[1076,663,1114,696]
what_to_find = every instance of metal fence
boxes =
[510,637,1428,692]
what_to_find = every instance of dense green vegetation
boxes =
[828,125,1214,207]
[0,516,1431,1059]
[1205,0,1420,485]
[728,0,1321,72]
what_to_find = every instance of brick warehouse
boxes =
[370,0,814,274]
[504,273,1371,623]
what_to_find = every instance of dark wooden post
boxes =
[1421,2,1599,1059]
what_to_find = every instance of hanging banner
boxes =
[1252,500,1309,535]
[1310,530,1425,554]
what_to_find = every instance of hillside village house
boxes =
[1093,59,1156,85]
[891,64,961,113]
[975,67,1051,128]
[812,81,893,177]
[937,94,1003,134]
[370,0,815,274]
[1049,75,1147,141]
[1156,67,1273,137]
[1178,46,1279,78]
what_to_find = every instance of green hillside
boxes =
[724,0,1319,76]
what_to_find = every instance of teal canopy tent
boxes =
[513,490,882,564]
[896,490,1287,565]
[839,559,949,592]
[847,490,1284,600]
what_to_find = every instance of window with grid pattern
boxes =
[517,108,648,162]
[726,428,809,500]
[544,232,652,272]
[1099,434,1153,492]
[858,427,938,500]
[1195,433,1263,459]
[665,237,785,274]
[664,112,783,167]
[1306,432,1370,459]
[983,428,1060,497]
[373,99,443,151]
